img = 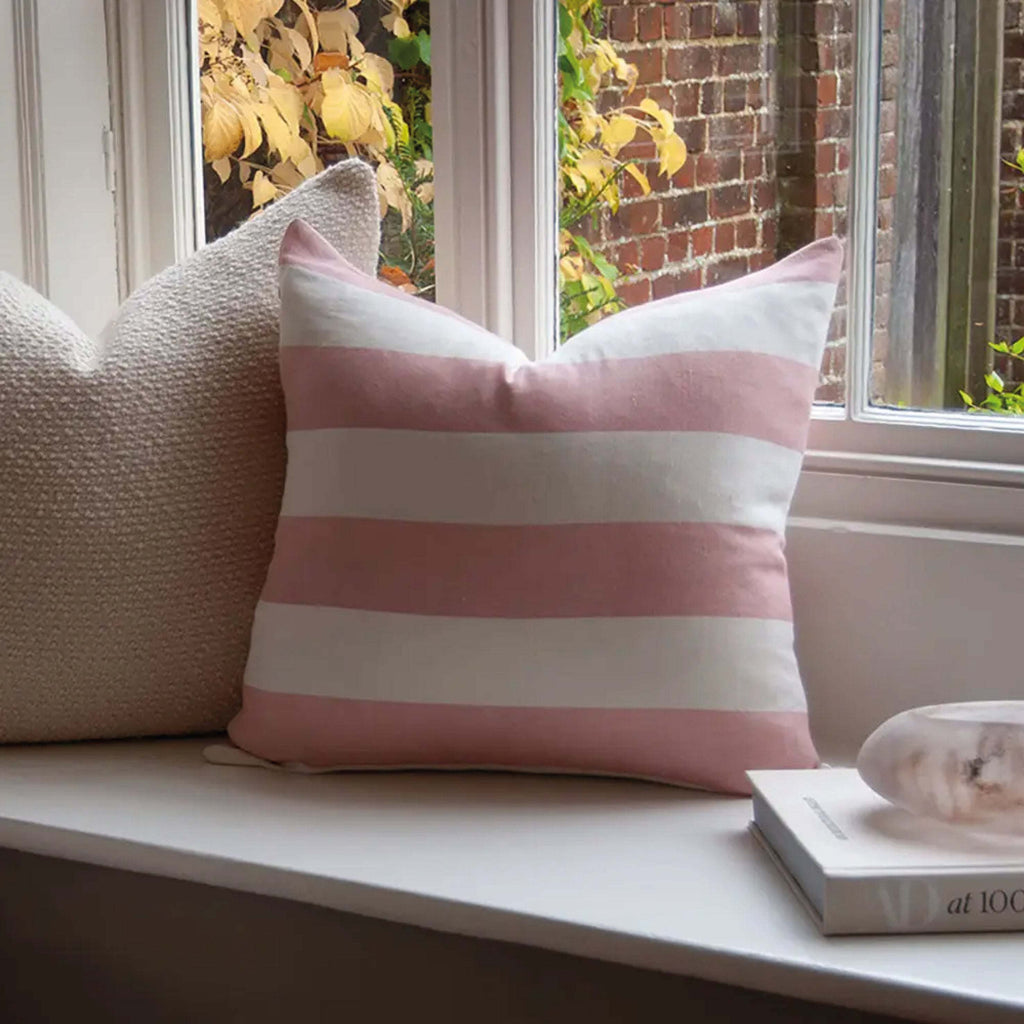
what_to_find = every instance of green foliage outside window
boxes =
[199,0,686,337]
[960,338,1024,415]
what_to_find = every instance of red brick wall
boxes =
[590,0,898,403]
[591,0,780,306]
[775,0,854,401]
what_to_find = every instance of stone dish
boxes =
[857,702,1024,830]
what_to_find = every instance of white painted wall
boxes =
[790,519,1024,763]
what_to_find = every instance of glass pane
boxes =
[198,0,434,300]
[556,0,851,403]
[873,0,1023,415]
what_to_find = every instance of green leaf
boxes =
[416,30,431,67]
[1013,337,1024,355]
[590,251,619,280]
[572,233,595,261]
[556,110,570,160]
[986,371,1005,393]
[561,84,590,105]
[559,40,582,85]
[388,35,422,71]
[558,2,573,40]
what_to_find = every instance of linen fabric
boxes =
[230,221,843,792]
[0,161,380,743]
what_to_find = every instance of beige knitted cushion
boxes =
[0,160,380,742]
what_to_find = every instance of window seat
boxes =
[0,737,1020,1023]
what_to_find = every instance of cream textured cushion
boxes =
[0,160,380,743]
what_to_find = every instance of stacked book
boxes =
[748,767,1024,935]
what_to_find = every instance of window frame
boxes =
[440,0,1024,502]
[109,0,1024,504]
[5,0,120,336]
[436,0,1023,493]
[802,0,1024,494]
[28,0,1024,479]
[431,0,558,358]
[106,0,204,297]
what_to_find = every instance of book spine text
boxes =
[828,874,1024,934]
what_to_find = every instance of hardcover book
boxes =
[748,767,1024,935]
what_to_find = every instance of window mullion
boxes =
[11,0,47,295]
[508,0,557,359]
[107,0,203,297]
[432,0,513,339]
[433,0,554,353]
[847,0,881,421]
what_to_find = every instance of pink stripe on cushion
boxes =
[228,688,819,793]
[261,518,792,620]
[281,219,479,327]
[280,347,819,450]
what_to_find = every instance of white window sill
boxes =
[0,738,1020,1022]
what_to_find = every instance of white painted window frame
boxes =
[12,0,1022,519]
[435,0,1024,515]
[430,0,1021,501]
[6,0,121,336]
[803,0,1024,493]
[431,0,557,357]
[104,0,558,351]
[105,0,204,296]
[99,0,1023,551]
[24,0,1024,501]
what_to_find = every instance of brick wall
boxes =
[775,0,854,401]
[591,1,780,305]
[590,0,898,403]
[999,0,1024,383]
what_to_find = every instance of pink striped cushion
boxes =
[227,220,843,792]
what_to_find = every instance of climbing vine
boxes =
[199,0,686,332]
[557,0,686,340]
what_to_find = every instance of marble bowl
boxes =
[857,701,1024,830]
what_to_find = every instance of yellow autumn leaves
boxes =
[199,0,425,223]
[557,0,687,337]
[380,0,415,37]
[200,0,686,337]
[560,30,687,216]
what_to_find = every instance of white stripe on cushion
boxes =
[245,603,805,712]
[280,264,527,364]
[281,429,803,532]
[550,280,838,368]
